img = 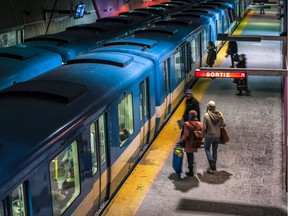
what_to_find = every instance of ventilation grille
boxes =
[0,80,87,103]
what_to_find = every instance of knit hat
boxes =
[185,89,192,94]
[207,101,216,110]
[189,110,198,119]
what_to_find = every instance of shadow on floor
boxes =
[168,173,199,192]
[197,170,232,185]
[176,198,287,216]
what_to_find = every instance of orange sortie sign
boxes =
[195,71,246,78]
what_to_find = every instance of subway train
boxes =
[0,0,202,91]
[0,0,242,92]
[0,1,244,216]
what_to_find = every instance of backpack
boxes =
[185,122,203,142]
[233,53,239,62]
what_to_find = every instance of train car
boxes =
[0,47,62,90]
[0,52,156,216]
[0,1,208,92]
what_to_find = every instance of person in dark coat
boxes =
[182,89,200,121]
[180,110,202,177]
[235,54,250,96]
[225,41,238,68]
[206,41,217,67]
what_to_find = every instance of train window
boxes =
[201,29,207,53]
[190,38,197,64]
[174,51,182,83]
[49,141,80,215]
[208,26,212,42]
[11,184,26,216]
[0,201,4,216]
[183,44,190,73]
[217,18,222,34]
[140,79,149,121]
[163,59,170,94]
[98,115,107,166]
[224,14,229,32]
[90,123,98,175]
[118,94,134,146]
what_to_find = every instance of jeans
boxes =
[204,139,219,163]
[186,152,194,171]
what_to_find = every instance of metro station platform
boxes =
[102,6,288,216]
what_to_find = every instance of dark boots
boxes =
[186,167,194,177]
[211,161,217,171]
[207,161,216,173]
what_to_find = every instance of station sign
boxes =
[195,70,246,78]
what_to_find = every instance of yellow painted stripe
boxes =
[233,10,254,35]
[102,11,254,216]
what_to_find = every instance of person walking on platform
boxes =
[179,110,202,177]
[206,41,217,67]
[182,89,200,122]
[260,2,265,14]
[225,41,238,68]
[202,101,226,173]
[235,54,250,96]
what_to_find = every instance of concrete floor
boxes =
[136,8,287,216]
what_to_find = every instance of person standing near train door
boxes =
[206,41,217,67]
[182,89,200,122]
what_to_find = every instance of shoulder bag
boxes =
[219,118,229,144]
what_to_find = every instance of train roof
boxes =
[199,2,230,10]
[205,1,234,9]
[0,52,153,195]
[192,4,225,14]
[22,13,158,61]
[0,47,62,90]
[171,12,213,23]
[99,22,202,62]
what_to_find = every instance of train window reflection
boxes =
[90,123,98,175]
[174,51,182,83]
[190,38,197,64]
[201,29,207,52]
[0,201,4,216]
[217,18,222,34]
[98,115,107,166]
[49,141,80,216]
[118,94,134,146]
[11,184,26,216]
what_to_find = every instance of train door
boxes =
[163,59,171,118]
[89,115,109,210]
[139,79,150,152]
[182,43,191,87]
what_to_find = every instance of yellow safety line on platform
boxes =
[101,10,254,216]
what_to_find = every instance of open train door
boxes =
[139,79,150,153]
